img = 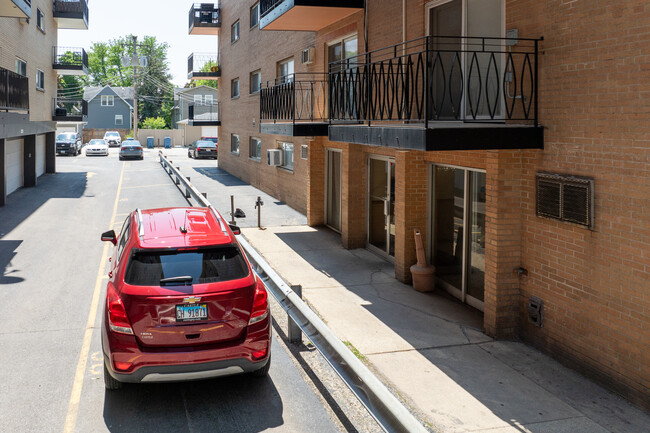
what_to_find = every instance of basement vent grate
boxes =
[536,173,594,229]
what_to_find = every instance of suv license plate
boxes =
[176,304,208,322]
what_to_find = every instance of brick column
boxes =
[483,150,523,339]
[0,139,5,207]
[341,143,366,249]
[394,151,429,284]
[46,132,56,174]
[307,138,325,226]
[23,135,36,188]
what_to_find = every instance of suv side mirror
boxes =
[228,225,241,235]
[101,230,117,245]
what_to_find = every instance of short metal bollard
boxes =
[230,195,236,224]
[255,196,264,229]
[288,284,302,345]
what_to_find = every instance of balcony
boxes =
[0,0,30,18]
[188,53,220,80]
[260,73,328,136]
[188,103,220,126]
[52,47,88,75]
[52,97,87,121]
[0,67,29,112]
[189,3,220,36]
[328,35,544,151]
[259,0,363,32]
[53,0,88,30]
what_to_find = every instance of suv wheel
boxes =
[104,362,123,390]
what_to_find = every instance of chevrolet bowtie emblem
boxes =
[183,296,201,304]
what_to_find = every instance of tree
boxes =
[141,117,166,129]
[85,35,174,128]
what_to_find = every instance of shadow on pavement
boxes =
[0,240,23,284]
[0,172,87,284]
[192,167,248,187]
[103,375,284,433]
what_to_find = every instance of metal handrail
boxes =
[188,102,219,122]
[189,3,221,29]
[53,47,88,68]
[188,53,220,75]
[259,0,283,18]
[158,153,429,433]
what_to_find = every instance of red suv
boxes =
[100,207,271,390]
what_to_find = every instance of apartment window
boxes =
[15,58,26,76]
[36,9,45,32]
[232,78,240,98]
[193,94,202,105]
[328,35,358,72]
[250,137,261,160]
[36,69,44,91]
[280,142,294,171]
[204,94,213,105]
[231,134,240,154]
[250,70,261,94]
[231,20,240,43]
[101,95,114,106]
[250,3,260,28]
[301,145,308,160]
[115,115,123,126]
[277,58,294,84]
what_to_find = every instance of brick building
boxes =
[212,0,649,408]
[0,0,89,205]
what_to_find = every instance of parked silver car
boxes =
[86,139,109,156]
[119,140,143,160]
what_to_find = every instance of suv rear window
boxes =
[125,246,249,286]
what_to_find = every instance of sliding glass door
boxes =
[432,165,486,310]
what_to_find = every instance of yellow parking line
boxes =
[122,183,171,190]
[63,162,126,433]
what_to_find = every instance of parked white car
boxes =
[86,139,109,156]
[103,131,122,147]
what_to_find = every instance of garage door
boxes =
[36,134,46,177]
[6,139,24,195]
[201,126,218,137]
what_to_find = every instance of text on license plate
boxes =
[176,304,208,322]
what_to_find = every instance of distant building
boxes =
[83,86,133,131]
[172,85,219,144]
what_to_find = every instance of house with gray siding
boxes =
[172,85,219,144]
[83,86,133,130]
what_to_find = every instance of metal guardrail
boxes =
[158,152,428,433]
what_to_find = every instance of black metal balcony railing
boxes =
[0,67,29,112]
[52,97,87,119]
[53,0,88,17]
[329,35,540,127]
[52,47,88,71]
[189,102,219,123]
[260,73,328,124]
[188,53,220,79]
[189,3,221,32]
[259,0,282,18]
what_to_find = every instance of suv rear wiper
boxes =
[160,276,193,286]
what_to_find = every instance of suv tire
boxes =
[104,362,123,390]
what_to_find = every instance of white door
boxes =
[6,139,24,195]
[36,134,46,177]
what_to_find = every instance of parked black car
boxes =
[188,140,218,159]
[56,132,82,156]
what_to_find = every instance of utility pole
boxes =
[132,35,139,141]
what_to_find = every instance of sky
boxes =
[57,0,218,87]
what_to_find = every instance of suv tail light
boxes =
[248,279,268,325]
[196,147,202,152]
[107,285,134,335]
[120,146,126,151]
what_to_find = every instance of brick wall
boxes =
[0,0,59,122]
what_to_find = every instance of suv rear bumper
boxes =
[104,353,270,383]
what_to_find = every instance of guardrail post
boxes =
[175,175,180,185]
[288,284,302,345]
[185,187,191,199]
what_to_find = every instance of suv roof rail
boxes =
[209,206,228,235]
[135,208,144,238]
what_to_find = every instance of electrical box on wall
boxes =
[267,149,282,166]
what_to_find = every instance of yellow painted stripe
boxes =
[63,162,126,433]
[122,183,171,190]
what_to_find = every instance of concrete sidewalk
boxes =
[242,225,649,433]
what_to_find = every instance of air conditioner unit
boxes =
[267,149,283,166]
[301,47,314,65]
